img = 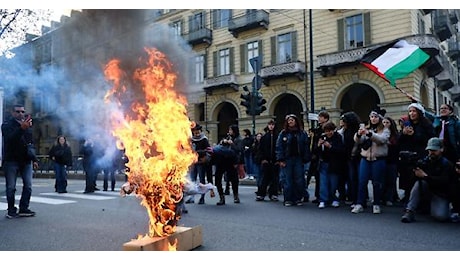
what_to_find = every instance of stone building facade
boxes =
[1,9,459,152]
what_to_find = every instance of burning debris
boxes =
[104,47,197,238]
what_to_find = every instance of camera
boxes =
[399,151,429,170]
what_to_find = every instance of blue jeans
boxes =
[54,162,67,192]
[282,156,305,203]
[4,161,33,213]
[319,161,339,203]
[244,152,253,177]
[357,158,386,206]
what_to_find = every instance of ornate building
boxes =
[1,9,459,153]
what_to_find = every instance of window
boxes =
[171,20,182,36]
[213,9,231,28]
[247,41,259,73]
[194,55,205,83]
[278,33,292,63]
[190,12,205,32]
[345,14,364,49]
[219,48,230,76]
[338,13,370,51]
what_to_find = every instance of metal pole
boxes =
[309,9,315,127]
[303,10,309,128]
[252,65,257,135]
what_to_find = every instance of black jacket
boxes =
[49,144,73,166]
[1,117,37,163]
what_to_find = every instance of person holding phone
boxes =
[2,104,39,218]
[398,103,435,203]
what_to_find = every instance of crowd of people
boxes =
[184,102,460,224]
[3,102,460,225]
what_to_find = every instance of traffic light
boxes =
[253,91,267,115]
[240,86,253,115]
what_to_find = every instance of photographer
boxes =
[401,137,454,223]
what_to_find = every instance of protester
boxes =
[186,124,211,204]
[255,120,280,202]
[209,124,242,205]
[351,109,389,214]
[316,121,346,209]
[276,114,311,207]
[307,111,330,204]
[2,104,39,218]
[48,135,73,193]
[425,103,460,164]
[401,137,453,223]
[398,103,435,203]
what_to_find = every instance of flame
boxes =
[104,47,197,239]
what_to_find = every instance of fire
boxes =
[104,47,197,238]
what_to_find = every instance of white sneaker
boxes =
[373,205,381,214]
[331,201,340,208]
[318,202,326,209]
[351,204,363,213]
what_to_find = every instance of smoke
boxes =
[0,10,196,167]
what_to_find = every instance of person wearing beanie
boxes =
[398,103,435,203]
[351,108,390,214]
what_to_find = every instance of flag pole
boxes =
[394,85,419,103]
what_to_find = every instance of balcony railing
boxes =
[203,74,239,93]
[228,10,269,37]
[185,28,212,46]
[260,61,306,85]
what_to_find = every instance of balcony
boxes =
[203,74,239,94]
[228,10,269,37]
[433,10,454,42]
[316,34,441,77]
[260,61,306,85]
[185,28,212,46]
[435,54,454,91]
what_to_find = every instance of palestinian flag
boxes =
[361,39,430,86]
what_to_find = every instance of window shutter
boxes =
[212,10,217,29]
[363,12,371,46]
[202,11,207,29]
[337,18,344,51]
[270,36,276,65]
[230,47,235,74]
[213,51,217,77]
[240,44,246,73]
[258,40,263,67]
[291,31,298,61]
[188,15,193,32]
[203,54,208,79]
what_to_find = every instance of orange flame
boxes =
[104,47,197,239]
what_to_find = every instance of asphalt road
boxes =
[0,177,459,254]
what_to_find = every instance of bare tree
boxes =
[0,9,52,58]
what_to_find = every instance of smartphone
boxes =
[359,123,365,129]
